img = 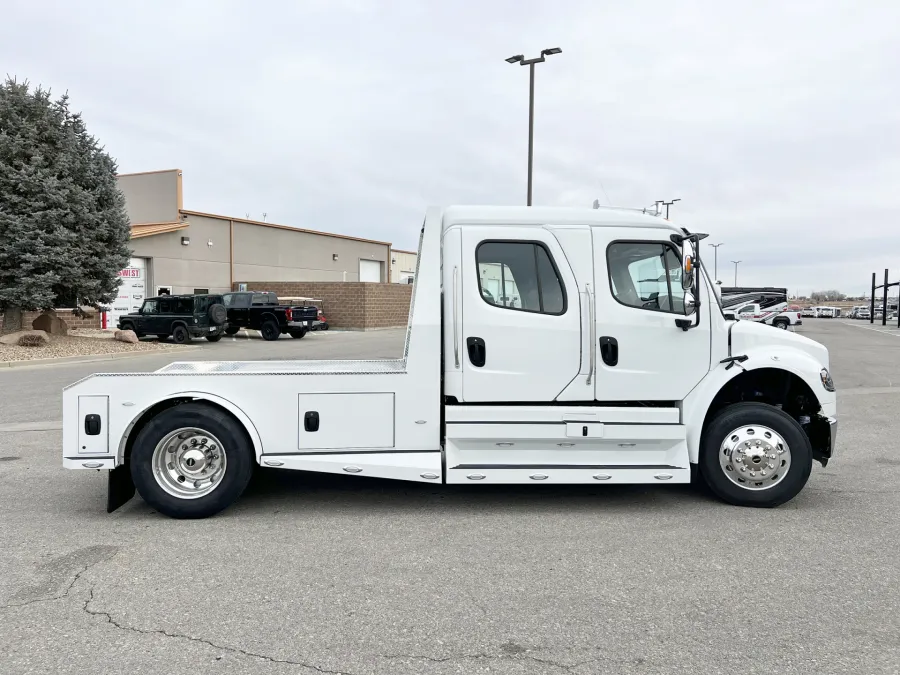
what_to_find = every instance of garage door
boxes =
[359,259,381,283]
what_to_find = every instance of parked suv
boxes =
[221,292,318,341]
[117,294,228,343]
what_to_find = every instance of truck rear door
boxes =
[458,225,582,402]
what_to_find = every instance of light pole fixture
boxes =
[709,243,724,282]
[506,47,562,206]
[659,198,681,219]
[731,260,742,286]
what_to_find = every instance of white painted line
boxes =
[843,322,900,337]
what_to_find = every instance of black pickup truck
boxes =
[221,292,318,341]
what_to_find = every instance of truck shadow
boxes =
[233,466,717,515]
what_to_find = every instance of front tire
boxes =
[129,403,254,519]
[699,402,812,508]
[206,334,223,342]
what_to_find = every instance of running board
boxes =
[446,466,690,484]
[258,452,442,483]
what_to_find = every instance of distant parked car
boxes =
[117,294,227,343]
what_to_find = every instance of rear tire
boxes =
[172,325,190,344]
[225,325,240,336]
[774,319,789,330]
[289,328,307,339]
[260,320,280,341]
[700,402,812,508]
[130,403,254,519]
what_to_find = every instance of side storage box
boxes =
[298,393,395,450]
[77,395,109,455]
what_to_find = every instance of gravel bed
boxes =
[0,334,190,362]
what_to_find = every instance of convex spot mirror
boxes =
[683,290,697,316]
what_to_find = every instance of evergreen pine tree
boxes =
[0,78,131,333]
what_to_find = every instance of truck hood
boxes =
[731,319,829,368]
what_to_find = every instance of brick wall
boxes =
[0,309,103,332]
[236,282,412,330]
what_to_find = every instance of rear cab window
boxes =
[476,241,566,315]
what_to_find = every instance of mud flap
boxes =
[107,464,135,513]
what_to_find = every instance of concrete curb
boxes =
[0,346,199,369]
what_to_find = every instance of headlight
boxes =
[820,368,835,392]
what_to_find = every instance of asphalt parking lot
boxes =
[1,320,898,674]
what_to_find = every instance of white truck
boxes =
[63,206,837,518]
[720,287,801,329]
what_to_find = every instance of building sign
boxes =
[108,258,147,329]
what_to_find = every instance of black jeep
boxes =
[117,294,228,343]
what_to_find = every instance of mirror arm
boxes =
[675,232,703,331]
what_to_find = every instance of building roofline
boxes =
[391,248,418,255]
[130,221,189,239]
[117,168,182,178]
[179,209,392,247]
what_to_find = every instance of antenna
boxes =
[262,212,267,222]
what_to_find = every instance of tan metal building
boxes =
[111,169,394,324]
[390,249,418,284]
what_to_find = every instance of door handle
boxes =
[599,336,618,366]
[466,337,486,367]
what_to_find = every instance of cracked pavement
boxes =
[2,322,900,674]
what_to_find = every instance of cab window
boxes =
[476,241,566,315]
[158,297,175,313]
[607,242,686,314]
[141,300,158,314]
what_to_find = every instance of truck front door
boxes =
[593,230,712,402]
[459,226,583,402]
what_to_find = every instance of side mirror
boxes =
[684,291,696,316]
[724,312,736,321]
[681,254,695,290]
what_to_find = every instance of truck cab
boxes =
[63,206,837,518]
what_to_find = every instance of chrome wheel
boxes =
[718,424,791,491]
[151,428,227,499]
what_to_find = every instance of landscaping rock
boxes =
[32,311,69,336]
[0,330,50,347]
[114,329,139,344]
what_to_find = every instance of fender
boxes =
[115,390,265,465]
[683,345,830,463]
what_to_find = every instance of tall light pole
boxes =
[731,260,742,286]
[506,47,562,206]
[709,243,724,282]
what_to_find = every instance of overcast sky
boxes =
[3,0,899,295]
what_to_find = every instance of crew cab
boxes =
[116,294,228,343]
[221,291,318,340]
[63,206,837,518]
